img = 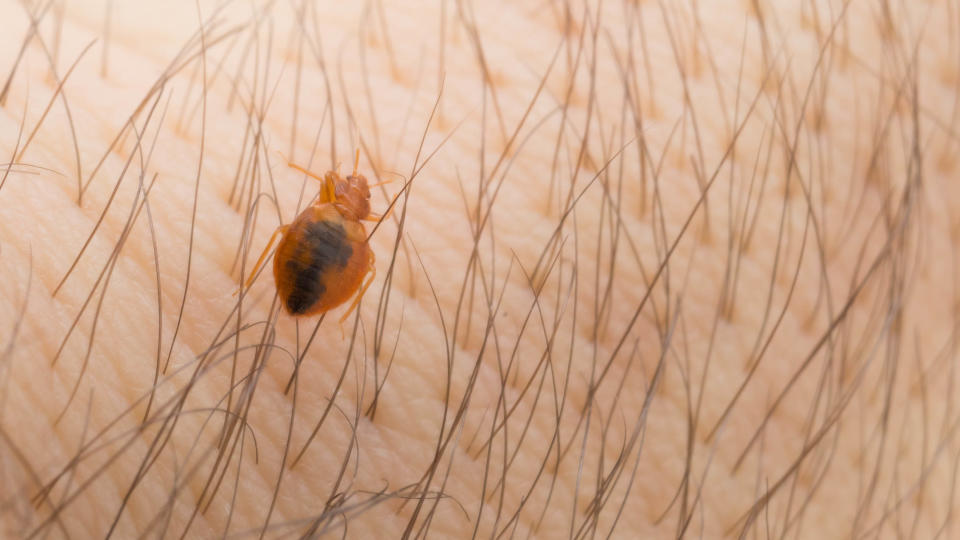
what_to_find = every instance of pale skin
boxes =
[0,0,958,538]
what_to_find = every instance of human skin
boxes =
[0,0,958,538]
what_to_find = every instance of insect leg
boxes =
[363,190,403,222]
[339,250,376,324]
[366,178,395,189]
[286,161,336,203]
[237,224,288,293]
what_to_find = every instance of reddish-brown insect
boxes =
[242,151,388,322]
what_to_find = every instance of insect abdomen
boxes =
[273,205,369,316]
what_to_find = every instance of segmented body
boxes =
[273,204,370,316]
[242,156,380,322]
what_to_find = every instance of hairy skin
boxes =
[0,0,958,538]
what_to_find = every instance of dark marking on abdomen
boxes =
[284,220,353,314]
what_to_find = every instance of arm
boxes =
[0,1,956,537]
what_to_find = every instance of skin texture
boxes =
[0,0,958,538]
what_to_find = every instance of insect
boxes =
[242,150,389,323]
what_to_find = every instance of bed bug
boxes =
[242,150,389,323]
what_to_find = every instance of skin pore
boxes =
[0,0,958,537]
